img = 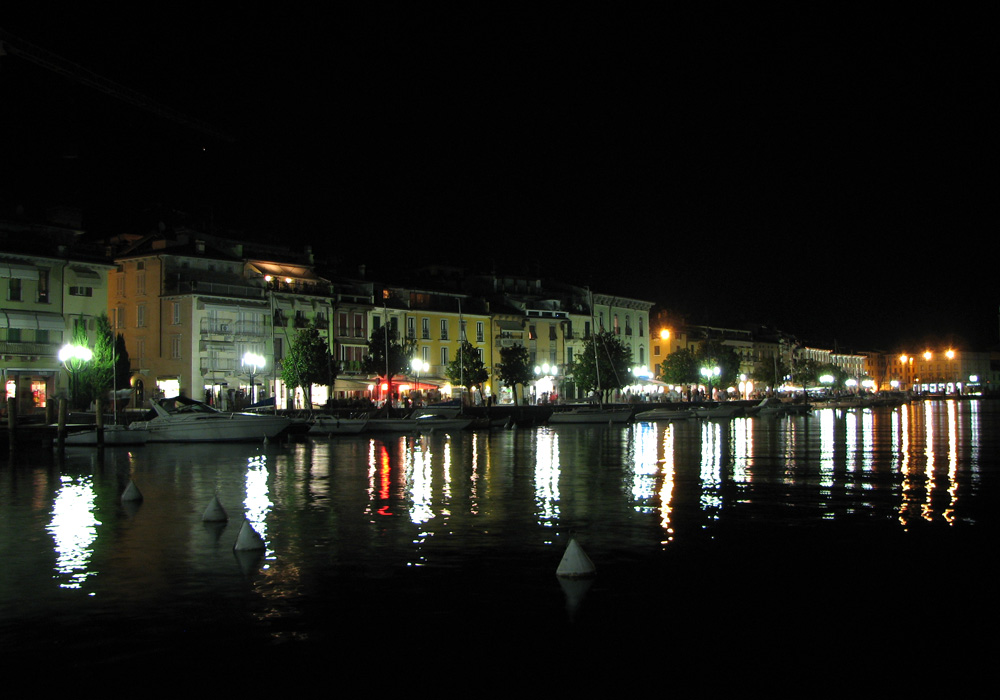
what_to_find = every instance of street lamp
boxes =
[411,357,429,405]
[59,343,93,408]
[534,363,558,404]
[700,365,720,400]
[242,351,265,405]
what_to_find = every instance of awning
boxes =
[66,265,102,285]
[0,311,65,330]
[496,320,523,331]
[248,261,327,283]
[0,261,39,279]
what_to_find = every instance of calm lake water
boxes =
[2,400,997,689]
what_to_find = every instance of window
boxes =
[422,318,430,340]
[476,321,485,343]
[136,271,146,295]
[441,347,449,366]
[116,307,126,329]
[8,278,21,301]
[37,270,49,303]
[136,304,146,327]
[69,286,93,297]
[171,335,182,359]
[407,316,415,339]
[440,319,448,340]
[173,302,181,325]
[116,273,125,297]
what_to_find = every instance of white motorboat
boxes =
[132,396,292,442]
[63,423,150,446]
[547,406,633,424]
[308,414,369,435]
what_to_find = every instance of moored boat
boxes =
[634,406,695,422]
[63,423,150,446]
[307,413,369,435]
[364,413,472,432]
[131,396,292,442]
[547,406,633,424]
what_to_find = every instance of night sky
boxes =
[2,13,994,351]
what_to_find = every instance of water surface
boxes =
[2,400,996,688]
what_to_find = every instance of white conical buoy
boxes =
[202,494,228,522]
[556,537,596,578]
[121,479,143,503]
[234,520,266,551]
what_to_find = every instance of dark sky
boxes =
[2,13,995,351]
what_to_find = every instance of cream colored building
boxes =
[2,225,113,415]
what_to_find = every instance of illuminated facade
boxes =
[111,231,331,409]
[372,284,491,403]
[1,227,113,414]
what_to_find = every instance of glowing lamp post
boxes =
[59,343,93,408]
[411,358,429,404]
[700,365,720,400]
[534,363,558,404]
[242,352,265,405]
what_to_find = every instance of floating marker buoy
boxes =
[234,520,266,551]
[202,494,228,522]
[121,480,143,503]
[556,537,596,578]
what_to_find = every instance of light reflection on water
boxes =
[1,400,995,675]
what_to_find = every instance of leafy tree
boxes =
[569,331,631,403]
[114,333,132,393]
[751,355,789,393]
[446,341,489,405]
[694,341,741,395]
[68,313,115,409]
[659,347,699,385]
[497,344,533,405]
[791,358,824,391]
[362,324,413,403]
[281,323,336,407]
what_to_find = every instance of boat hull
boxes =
[548,408,633,424]
[63,424,150,446]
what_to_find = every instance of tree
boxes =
[569,331,632,403]
[497,344,533,405]
[114,333,132,394]
[751,355,789,394]
[69,313,115,410]
[659,347,699,385]
[281,323,336,407]
[446,340,489,405]
[791,358,824,392]
[694,341,741,396]
[362,324,413,403]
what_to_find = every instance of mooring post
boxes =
[58,397,67,449]
[6,397,16,453]
[95,398,105,447]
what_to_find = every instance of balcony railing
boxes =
[0,341,57,357]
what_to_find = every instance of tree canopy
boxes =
[446,341,489,404]
[569,331,632,403]
[281,323,336,407]
[497,344,533,405]
[362,324,414,400]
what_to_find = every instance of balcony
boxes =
[200,357,239,373]
[201,319,234,335]
[0,341,57,358]
[172,279,266,301]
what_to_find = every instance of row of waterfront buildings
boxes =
[3,218,998,416]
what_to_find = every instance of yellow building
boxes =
[373,284,492,403]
